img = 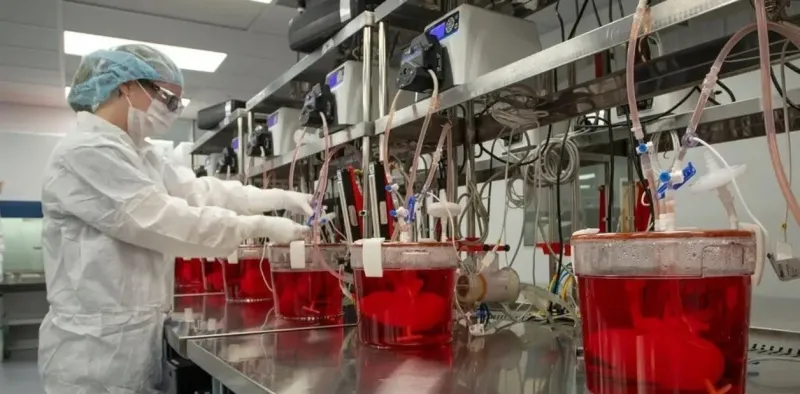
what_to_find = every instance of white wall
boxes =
[0,102,195,201]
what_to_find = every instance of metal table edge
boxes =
[187,340,276,394]
[167,321,358,358]
[373,0,745,133]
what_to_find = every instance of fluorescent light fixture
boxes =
[579,173,596,180]
[65,86,190,107]
[63,31,227,73]
[250,0,275,3]
[580,185,591,190]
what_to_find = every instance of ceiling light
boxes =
[580,185,591,190]
[65,86,190,108]
[579,173,596,180]
[63,31,227,73]
[250,0,275,3]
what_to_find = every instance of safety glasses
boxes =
[139,80,184,113]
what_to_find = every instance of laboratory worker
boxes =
[38,44,312,394]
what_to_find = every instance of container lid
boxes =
[572,230,757,277]
[350,242,459,269]
[269,244,347,271]
[237,245,270,260]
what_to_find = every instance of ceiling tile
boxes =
[0,65,62,86]
[0,21,60,51]
[63,1,294,61]
[248,5,297,36]
[0,45,60,70]
[0,0,59,29]
[66,0,265,30]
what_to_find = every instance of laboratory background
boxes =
[1,0,800,392]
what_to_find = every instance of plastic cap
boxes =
[636,143,649,154]
[659,171,671,183]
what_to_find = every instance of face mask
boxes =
[125,83,180,142]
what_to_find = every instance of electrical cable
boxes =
[567,0,591,40]
[554,128,570,286]
[625,113,655,229]
[716,80,737,102]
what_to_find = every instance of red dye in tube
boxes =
[579,275,751,394]
[355,268,455,348]
[175,257,204,294]
[223,257,272,303]
[271,270,343,321]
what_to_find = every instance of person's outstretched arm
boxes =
[161,160,313,216]
[46,145,308,258]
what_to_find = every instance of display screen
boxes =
[267,113,278,128]
[326,67,345,89]
[426,11,459,42]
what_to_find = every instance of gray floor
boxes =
[0,350,45,394]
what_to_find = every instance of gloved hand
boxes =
[243,215,310,243]
[247,188,313,216]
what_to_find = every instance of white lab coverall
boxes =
[38,112,278,394]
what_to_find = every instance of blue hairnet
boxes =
[68,44,184,112]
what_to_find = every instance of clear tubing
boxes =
[288,130,309,190]
[754,0,800,225]
[673,24,756,167]
[382,90,404,180]
[668,17,800,224]
[625,0,661,221]
[419,123,452,196]
[404,69,441,207]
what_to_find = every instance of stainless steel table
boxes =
[187,322,585,394]
[186,320,800,394]
[164,293,356,358]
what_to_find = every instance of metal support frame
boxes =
[361,25,374,238]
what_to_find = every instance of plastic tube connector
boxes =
[658,171,671,183]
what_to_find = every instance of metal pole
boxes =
[237,116,245,183]
[377,21,388,164]
[465,103,477,237]
[361,26,374,238]
[246,111,254,181]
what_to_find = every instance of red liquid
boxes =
[354,268,455,348]
[204,259,224,292]
[578,275,751,394]
[175,257,204,294]
[271,270,343,321]
[223,258,273,303]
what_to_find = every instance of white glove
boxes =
[243,215,310,243]
[247,189,313,216]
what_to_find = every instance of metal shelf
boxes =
[374,0,746,135]
[573,88,800,149]
[191,109,249,155]
[252,122,374,177]
[246,12,376,111]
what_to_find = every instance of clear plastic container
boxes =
[174,257,205,294]
[222,246,273,303]
[203,258,224,293]
[351,242,458,348]
[572,230,757,394]
[269,244,346,321]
